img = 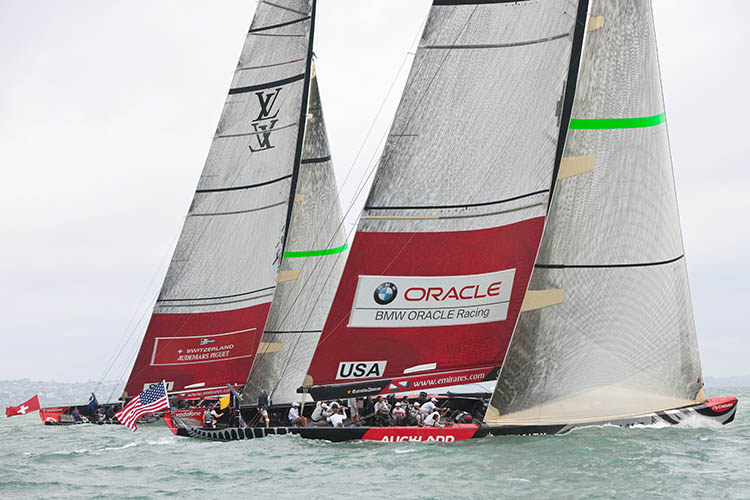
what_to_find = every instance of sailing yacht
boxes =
[137,0,741,440]
[41,0,346,424]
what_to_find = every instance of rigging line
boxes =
[314,7,482,350]
[264,12,430,330]
[92,223,183,396]
[169,75,297,285]
[267,8,480,387]
[106,298,157,403]
[265,9,436,395]
[280,0,317,254]
[250,4,321,389]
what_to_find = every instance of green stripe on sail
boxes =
[569,112,666,130]
[283,243,348,258]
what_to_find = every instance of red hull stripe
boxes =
[306,220,545,390]
[124,303,270,398]
[359,424,480,442]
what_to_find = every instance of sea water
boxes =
[1,387,748,500]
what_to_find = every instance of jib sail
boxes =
[486,0,704,425]
[301,0,587,400]
[242,66,348,404]
[123,0,317,399]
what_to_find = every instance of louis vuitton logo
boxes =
[249,87,283,152]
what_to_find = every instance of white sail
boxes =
[301,0,587,400]
[487,0,704,425]
[123,0,316,398]
[243,67,347,404]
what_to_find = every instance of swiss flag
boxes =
[5,395,41,417]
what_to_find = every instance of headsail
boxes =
[242,66,347,404]
[486,0,704,425]
[302,0,586,400]
[123,0,317,399]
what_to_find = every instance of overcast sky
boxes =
[1,1,747,384]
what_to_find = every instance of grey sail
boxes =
[301,0,587,398]
[242,67,347,404]
[487,0,704,425]
[123,0,316,398]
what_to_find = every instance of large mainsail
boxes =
[242,67,347,404]
[487,0,704,425]
[301,0,587,400]
[124,0,317,399]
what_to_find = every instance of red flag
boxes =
[6,395,41,417]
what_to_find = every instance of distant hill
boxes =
[1,376,746,407]
[0,379,124,407]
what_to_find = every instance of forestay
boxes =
[124,0,316,399]
[487,0,704,425]
[242,67,347,404]
[302,0,585,400]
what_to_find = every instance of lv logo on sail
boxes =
[249,87,283,152]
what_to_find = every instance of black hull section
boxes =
[168,397,737,442]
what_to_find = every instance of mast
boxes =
[486,0,704,426]
[300,0,587,400]
[123,0,316,399]
[242,66,348,404]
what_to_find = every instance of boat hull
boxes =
[166,397,737,442]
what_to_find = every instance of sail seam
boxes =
[261,0,308,16]
[251,33,306,38]
[364,202,545,221]
[155,293,275,308]
[189,201,286,217]
[283,243,348,258]
[158,285,277,302]
[365,189,548,211]
[215,122,296,139]
[195,174,291,193]
[264,330,323,334]
[300,155,332,164]
[535,255,685,269]
[421,33,568,50]
[248,16,310,33]
[569,113,666,129]
[433,0,531,5]
[228,73,305,95]
[237,58,303,72]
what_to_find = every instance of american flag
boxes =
[115,381,169,432]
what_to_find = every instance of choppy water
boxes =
[1,387,747,500]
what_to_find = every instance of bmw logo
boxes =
[373,282,398,305]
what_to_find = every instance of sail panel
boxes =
[242,69,348,404]
[301,0,584,399]
[124,0,314,398]
[367,7,575,209]
[487,0,703,425]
